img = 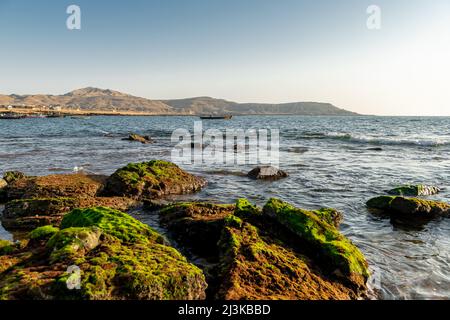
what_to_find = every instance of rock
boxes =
[5,173,107,200]
[215,199,368,299]
[387,185,440,196]
[159,202,235,257]
[154,198,368,300]
[367,147,383,151]
[104,160,207,199]
[0,207,207,300]
[2,196,138,231]
[3,171,26,184]
[247,166,288,180]
[367,196,450,218]
[0,179,7,189]
[123,134,153,144]
[262,198,369,290]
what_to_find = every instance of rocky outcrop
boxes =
[0,207,207,300]
[2,197,138,230]
[367,196,450,218]
[123,134,153,144]
[247,166,288,180]
[104,160,207,199]
[155,198,369,300]
[387,185,440,196]
[5,174,107,200]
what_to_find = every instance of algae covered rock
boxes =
[387,185,440,196]
[366,196,450,218]
[0,207,207,300]
[104,160,207,199]
[2,196,138,231]
[5,173,107,200]
[215,200,367,300]
[263,198,369,288]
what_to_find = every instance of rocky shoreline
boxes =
[1,161,446,300]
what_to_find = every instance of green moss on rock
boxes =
[104,160,207,199]
[0,240,16,255]
[388,185,440,196]
[367,196,450,218]
[263,198,369,288]
[29,225,59,241]
[0,207,207,300]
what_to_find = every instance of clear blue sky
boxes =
[0,0,449,115]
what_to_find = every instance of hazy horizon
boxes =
[1,0,449,116]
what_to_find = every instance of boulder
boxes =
[367,196,450,218]
[215,199,368,300]
[154,198,369,300]
[2,196,138,231]
[104,160,207,199]
[387,185,440,196]
[247,166,288,180]
[0,207,207,300]
[123,133,153,144]
[5,174,107,200]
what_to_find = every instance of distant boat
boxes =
[199,115,233,120]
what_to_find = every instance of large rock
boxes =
[0,207,207,300]
[5,174,107,200]
[2,197,138,231]
[0,179,7,203]
[155,198,369,300]
[104,160,207,199]
[215,199,367,300]
[387,185,440,196]
[247,166,288,180]
[367,196,450,218]
[262,198,369,290]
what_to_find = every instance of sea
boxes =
[0,115,449,299]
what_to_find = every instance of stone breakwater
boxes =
[0,160,376,300]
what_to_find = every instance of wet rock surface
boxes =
[247,166,288,180]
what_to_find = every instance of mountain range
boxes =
[0,87,358,116]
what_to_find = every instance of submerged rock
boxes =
[5,173,107,200]
[247,166,288,180]
[0,207,207,300]
[123,133,153,144]
[104,160,207,199]
[387,185,440,196]
[2,197,138,231]
[367,196,450,218]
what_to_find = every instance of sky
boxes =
[0,0,449,116]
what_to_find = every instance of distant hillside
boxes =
[0,87,358,116]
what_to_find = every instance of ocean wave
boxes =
[299,132,450,147]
